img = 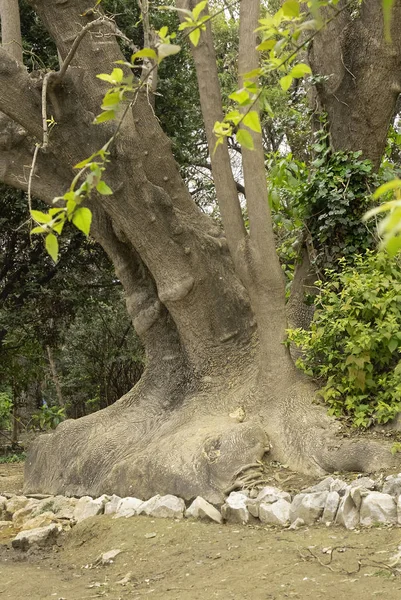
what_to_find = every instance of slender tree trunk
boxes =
[46,345,64,407]
[0,0,23,62]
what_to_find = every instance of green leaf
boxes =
[131,48,157,62]
[243,110,261,133]
[385,235,401,256]
[31,210,51,223]
[52,217,65,235]
[225,110,242,125]
[157,43,181,61]
[158,26,169,38]
[74,156,93,169]
[48,207,64,216]
[96,180,113,195]
[97,68,123,84]
[94,110,116,124]
[229,88,250,105]
[279,75,293,91]
[257,39,276,51]
[109,68,123,83]
[282,0,300,18]
[45,233,59,262]
[290,63,312,78]
[101,91,122,108]
[72,207,92,236]
[243,68,261,80]
[383,0,395,42]
[236,129,254,150]
[30,225,47,234]
[372,178,401,199]
[388,338,398,352]
[189,28,201,46]
[192,0,207,20]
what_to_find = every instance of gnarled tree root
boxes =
[24,378,401,503]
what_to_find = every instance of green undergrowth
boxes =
[288,251,401,428]
[0,452,26,464]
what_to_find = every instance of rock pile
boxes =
[1,473,401,550]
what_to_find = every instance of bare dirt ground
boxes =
[1,463,401,600]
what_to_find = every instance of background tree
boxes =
[1,0,401,503]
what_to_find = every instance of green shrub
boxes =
[0,452,26,464]
[287,251,401,427]
[0,391,12,430]
[32,404,65,430]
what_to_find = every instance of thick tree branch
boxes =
[0,48,42,138]
[309,0,401,166]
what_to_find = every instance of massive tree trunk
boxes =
[309,0,401,167]
[0,0,399,502]
[289,0,401,332]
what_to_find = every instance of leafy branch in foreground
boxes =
[29,19,182,261]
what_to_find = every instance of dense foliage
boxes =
[288,252,401,427]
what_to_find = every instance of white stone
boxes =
[335,490,359,529]
[12,499,40,527]
[97,549,122,565]
[114,497,143,518]
[259,499,291,526]
[185,497,222,523]
[21,511,58,531]
[322,491,340,523]
[360,492,397,526]
[350,486,369,510]
[104,495,122,515]
[73,496,104,523]
[349,477,375,490]
[290,492,328,525]
[330,479,348,495]
[32,496,78,521]
[137,495,161,516]
[147,495,185,519]
[255,486,291,504]
[303,477,334,493]
[0,495,7,519]
[397,495,401,525]
[288,517,305,530]
[12,524,61,550]
[246,498,259,518]
[5,496,30,520]
[0,520,13,529]
[383,475,401,497]
[221,492,249,524]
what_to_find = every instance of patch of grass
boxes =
[0,452,26,464]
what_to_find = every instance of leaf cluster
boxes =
[294,149,379,273]
[288,251,401,427]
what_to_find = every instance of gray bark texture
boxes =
[309,0,401,167]
[0,0,400,502]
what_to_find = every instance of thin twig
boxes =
[27,145,40,214]
[41,71,54,149]
[58,17,107,79]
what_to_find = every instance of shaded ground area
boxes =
[1,463,401,599]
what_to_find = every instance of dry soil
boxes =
[1,463,401,600]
